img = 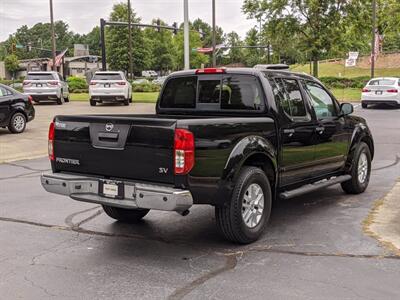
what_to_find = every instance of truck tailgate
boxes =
[53,115,176,184]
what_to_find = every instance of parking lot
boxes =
[0,103,400,299]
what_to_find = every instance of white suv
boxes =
[23,71,69,105]
[89,71,132,106]
[361,77,400,108]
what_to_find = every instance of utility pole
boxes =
[100,19,107,71]
[371,0,377,78]
[183,0,190,70]
[49,0,56,71]
[127,0,133,79]
[212,0,216,67]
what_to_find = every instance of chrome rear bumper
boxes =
[41,172,193,212]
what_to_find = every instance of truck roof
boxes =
[168,67,317,82]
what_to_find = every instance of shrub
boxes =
[67,76,88,92]
[320,76,370,89]
[72,88,89,94]
[132,82,161,92]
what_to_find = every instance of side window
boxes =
[272,78,308,119]
[221,75,263,110]
[303,81,337,119]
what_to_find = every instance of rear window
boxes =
[26,73,56,80]
[159,74,264,111]
[93,73,123,80]
[369,79,396,86]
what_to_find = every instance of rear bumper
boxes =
[90,95,126,102]
[40,172,193,212]
[24,89,60,100]
[361,100,400,106]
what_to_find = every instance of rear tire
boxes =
[215,166,272,244]
[102,205,149,223]
[361,102,368,109]
[8,112,26,134]
[90,99,96,106]
[56,97,63,105]
[64,94,70,102]
[123,98,129,106]
[341,142,371,194]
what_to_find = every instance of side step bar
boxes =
[279,175,352,200]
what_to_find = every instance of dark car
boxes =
[41,67,374,244]
[0,83,35,133]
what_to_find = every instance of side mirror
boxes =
[340,103,353,116]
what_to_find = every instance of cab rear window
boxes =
[26,73,56,80]
[159,74,264,111]
[368,79,396,86]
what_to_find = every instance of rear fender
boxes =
[214,135,277,206]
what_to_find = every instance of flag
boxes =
[49,49,68,67]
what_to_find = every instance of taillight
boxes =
[23,81,30,86]
[174,129,195,175]
[117,82,126,85]
[362,88,370,93]
[89,81,97,85]
[387,89,398,93]
[28,95,33,104]
[47,81,59,86]
[195,68,226,74]
[48,122,55,161]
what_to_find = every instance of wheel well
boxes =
[242,153,276,191]
[361,136,374,159]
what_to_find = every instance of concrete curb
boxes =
[363,179,400,255]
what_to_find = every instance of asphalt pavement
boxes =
[0,104,399,299]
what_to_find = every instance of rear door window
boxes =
[272,78,309,120]
[93,73,123,80]
[26,73,55,80]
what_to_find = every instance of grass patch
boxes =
[330,88,361,102]
[291,62,400,78]
[70,92,159,103]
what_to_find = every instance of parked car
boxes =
[23,71,69,105]
[153,76,167,85]
[132,78,150,85]
[89,71,132,106]
[361,77,400,108]
[142,70,158,78]
[41,67,374,244]
[0,83,35,133]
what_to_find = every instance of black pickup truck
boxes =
[41,66,374,244]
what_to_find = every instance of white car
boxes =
[361,77,400,108]
[23,71,69,105]
[141,70,158,78]
[89,71,132,106]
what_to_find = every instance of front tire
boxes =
[8,112,27,134]
[215,166,272,244]
[341,142,371,194]
[102,205,149,223]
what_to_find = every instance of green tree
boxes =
[4,54,20,77]
[143,19,175,73]
[106,3,151,74]
[224,31,244,64]
[243,28,261,67]
[243,0,359,76]
[173,26,209,69]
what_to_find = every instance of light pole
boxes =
[183,0,190,70]
[371,0,377,78]
[49,0,56,71]
[128,0,133,79]
[212,0,216,67]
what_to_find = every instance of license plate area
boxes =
[98,180,124,199]
[375,90,382,95]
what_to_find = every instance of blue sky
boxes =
[0,0,258,41]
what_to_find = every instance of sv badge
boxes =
[159,167,168,174]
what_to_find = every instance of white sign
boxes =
[345,51,359,67]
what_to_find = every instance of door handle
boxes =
[316,126,325,134]
[283,129,295,137]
